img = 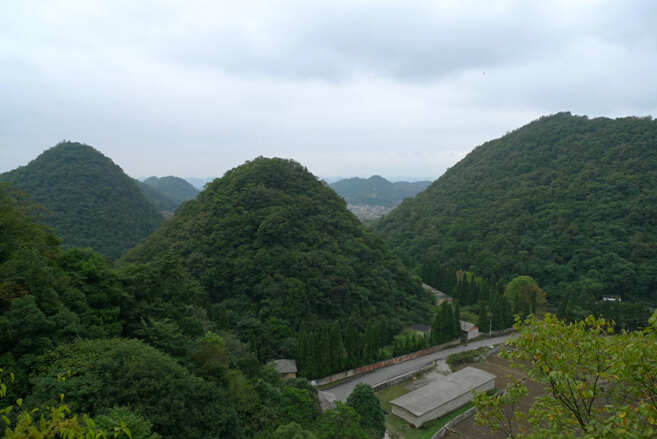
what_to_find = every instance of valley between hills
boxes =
[1,112,656,439]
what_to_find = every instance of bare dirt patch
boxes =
[443,356,546,439]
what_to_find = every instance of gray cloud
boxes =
[1,0,657,181]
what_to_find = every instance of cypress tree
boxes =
[306,331,317,378]
[530,289,538,315]
[430,312,439,345]
[356,331,365,366]
[443,302,454,341]
[319,322,331,377]
[478,301,488,332]
[330,321,344,373]
[297,322,308,375]
[364,319,376,363]
[501,296,514,328]
[377,318,388,357]
[453,302,461,339]
[344,320,357,369]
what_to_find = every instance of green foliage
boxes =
[141,176,199,206]
[345,383,386,439]
[0,142,164,260]
[272,422,318,439]
[0,183,59,267]
[446,349,482,367]
[134,179,178,212]
[373,113,657,305]
[314,402,369,439]
[28,338,243,439]
[121,157,433,362]
[1,368,134,439]
[504,276,546,315]
[474,312,657,438]
[329,176,431,208]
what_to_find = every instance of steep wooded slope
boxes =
[134,178,178,212]
[329,175,431,207]
[142,175,199,205]
[121,157,433,329]
[0,141,164,259]
[371,113,657,303]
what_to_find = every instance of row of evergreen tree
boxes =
[557,293,652,331]
[295,302,464,380]
[420,261,506,307]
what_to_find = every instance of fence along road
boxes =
[325,334,512,401]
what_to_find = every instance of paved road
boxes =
[324,334,512,401]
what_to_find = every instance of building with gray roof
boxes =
[270,359,297,379]
[422,283,453,305]
[390,367,495,428]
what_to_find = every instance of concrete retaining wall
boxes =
[314,339,460,386]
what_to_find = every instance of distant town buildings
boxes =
[346,204,394,221]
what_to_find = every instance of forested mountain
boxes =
[0,182,384,439]
[0,141,164,260]
[329,175,431,207]
[121,157,433,334]
[134,178,178,212]
[142,175,199,205]
[371,113,657,305]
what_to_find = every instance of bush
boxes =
[446,349,483,367]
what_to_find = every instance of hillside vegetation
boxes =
[329,175,431,207]
[0,183,383,438]
[142,175,199,205]
[372,113,657,305]
[121,157,433,333]
[0,142,163,259]
[134,178,178,212]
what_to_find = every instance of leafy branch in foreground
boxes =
[1,368,133,439]
[473,313,657,439]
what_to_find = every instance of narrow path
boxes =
[325,334,512,401]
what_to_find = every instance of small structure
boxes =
[411,323,431,334]
[390,367,495,428]
[422,283,453,305]
[602,295,621,302]
[270,359,297,379]
[460,321,479,340]
[317,391,337,413]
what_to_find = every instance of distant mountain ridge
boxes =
[329,175,431,208]
[0,141,164,259]
[371,113,657,304]
[142,176,199,206]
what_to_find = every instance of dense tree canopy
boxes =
[142,176,199,206]
[0,142,164,259]
[372,113,657,306]
[121,157,433,334]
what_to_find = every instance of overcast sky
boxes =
[2,0,656,182]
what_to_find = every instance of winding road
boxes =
[324,334,512,401]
